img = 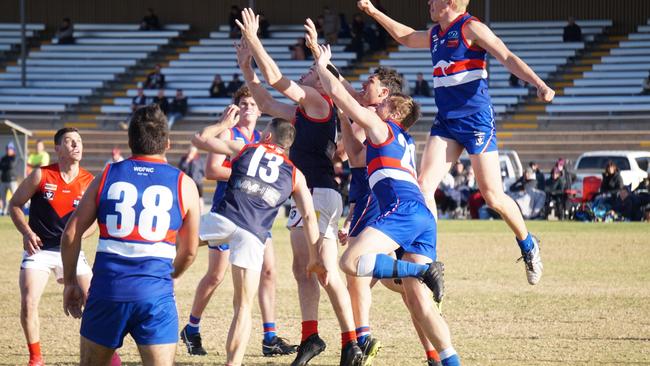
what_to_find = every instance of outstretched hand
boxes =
[235,38,253,69]
[314,44,332,67]
[304,18,320,54]
[235,8,259,40]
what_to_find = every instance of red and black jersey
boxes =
[29,164,94,251]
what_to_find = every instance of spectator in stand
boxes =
[132,87,147,109]
[372,0,389,50]
[563,17,582,42]
[258,12,271,39]
[507,168,546,220]
[0,142,17,215]
[56,18,75,44]
[105,146,125,166]
[315,16,325,38]
[347,13,366,60]
[609,187,643,221]
[152,89,169,115]
[600,160,624,195]
[545,167,567,219]
[27,140,50,172]
[289,38,311,60]
[322,6,341,44]
[178,145,205,212]
[167,89,188,129]
[400,73,411,95]
[209,74,228,98]
[554,158,575,191]
[226,73,244,97]
[229,5,242,38]
[413,72,432,97]
[338,13,352,39]
[144,64,165,90]
[529,161,545,191]
[140,8,161,30]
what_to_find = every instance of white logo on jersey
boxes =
[133,166,155,174]
[474,131,485,146]
[433,60,455,76]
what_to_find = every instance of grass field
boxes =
[0,216,648,365]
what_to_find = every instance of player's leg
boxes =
[137,344,176,366]
[400,252,460,366]
[180,246,229,355]
[470,151,543,284]
[80,336,117,366]
[226,264,260,366]
[418,134,464,218]
[19,267,49,364]
[259,237,297,356]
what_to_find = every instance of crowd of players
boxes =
[11,1,555,365]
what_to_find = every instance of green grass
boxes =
[0,217,648,365]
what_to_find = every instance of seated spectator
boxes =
[554,158,575,191]
[167,89,188,129]
[545,167,567,219]
[322,6,341,45]
[609,187,643,221]
[643,71,650,94]
[152,89,169,115]
[105,146,125,166]
[140,8,161,30]
[413,72,431,97]
[27,140,50,172]
[400,73,410,95]
[132,87,147,109]
[289,38,310,60]
[144,64,165,90]
[56,18,75,44]
[259,12,271,39]
[209,74,228,98]
[507,168,546,219]
[226,74,244,97]
[529,161,545,191]
[563,17,582,42]
[600,160,624,195]
[229,5,242,38]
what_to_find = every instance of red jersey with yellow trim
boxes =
[28,164,94,251]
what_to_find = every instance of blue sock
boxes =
[372,254,428,279]
[186,314,201,335]
[263,322,276,342]
[517,233,534,253]
[440,347,461,366]
[356,326,370,346]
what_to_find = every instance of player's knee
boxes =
[338,251,357,276]
[482,189,504,209]
[261,266,276,282]
[205,271,225,288]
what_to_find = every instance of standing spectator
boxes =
[144,64,165,90]
[258,12,271,39]
[563,17,582,42]
[132,87,147,109]
[338,13,352,39]
[105,146,124,166]
[600,160,624,195]
[372,0,388,50]
[229,5,242,38]
[152,89,169,115]
[315,16,325,38]
[178,146,205,212]
[167,89,188,129]
[27,140,50,172]
[413,72,431,97]
[226,73,244,97]
[529,161,545,191]
[55,18,75,44]
[140,8,161,30]
[209,74,228,98]
[348,13,366,60]
[0,142,17,215]
[545,167,567,219]
[322,6,341,44]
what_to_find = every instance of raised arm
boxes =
[357,0,430,49]
[191,105,245,157]
[314,44,388,144]
[237,8,329,117]
[235,39,296,121]
[464,21,555,102]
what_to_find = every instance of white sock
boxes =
[356,253,376,277]
[439,347,457,360]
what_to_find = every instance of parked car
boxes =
[459,149,523,190]
[572,151,650,198]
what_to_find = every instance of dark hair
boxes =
[233,85,253,105]
[54,127,79,146]
[374,67,403,95]
[605,160,619,174]
[128,105,169,155]
[269,118,296,149]
[388,93,421,130]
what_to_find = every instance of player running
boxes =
[61,105,201,366]
[9,128,95,366]
[236,9,363,366]
[192,115,321,366]
[315,43,460,366]
[357,0,551,284]
[180,87,296,357]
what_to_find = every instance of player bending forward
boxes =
[61,105,200,366]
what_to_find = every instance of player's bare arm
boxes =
[9,168,43,256]
[314,44,389,145]
[192,105,246,157]
[235,39,296,121]
[338,110,365,160]
[463,20,555,102]
[237,8,330,118]
[60,176,100,318]
[172,174,200,279]
[357,0,430,49]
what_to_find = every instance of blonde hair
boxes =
[454,0,470,12]
[388,93,421,130]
